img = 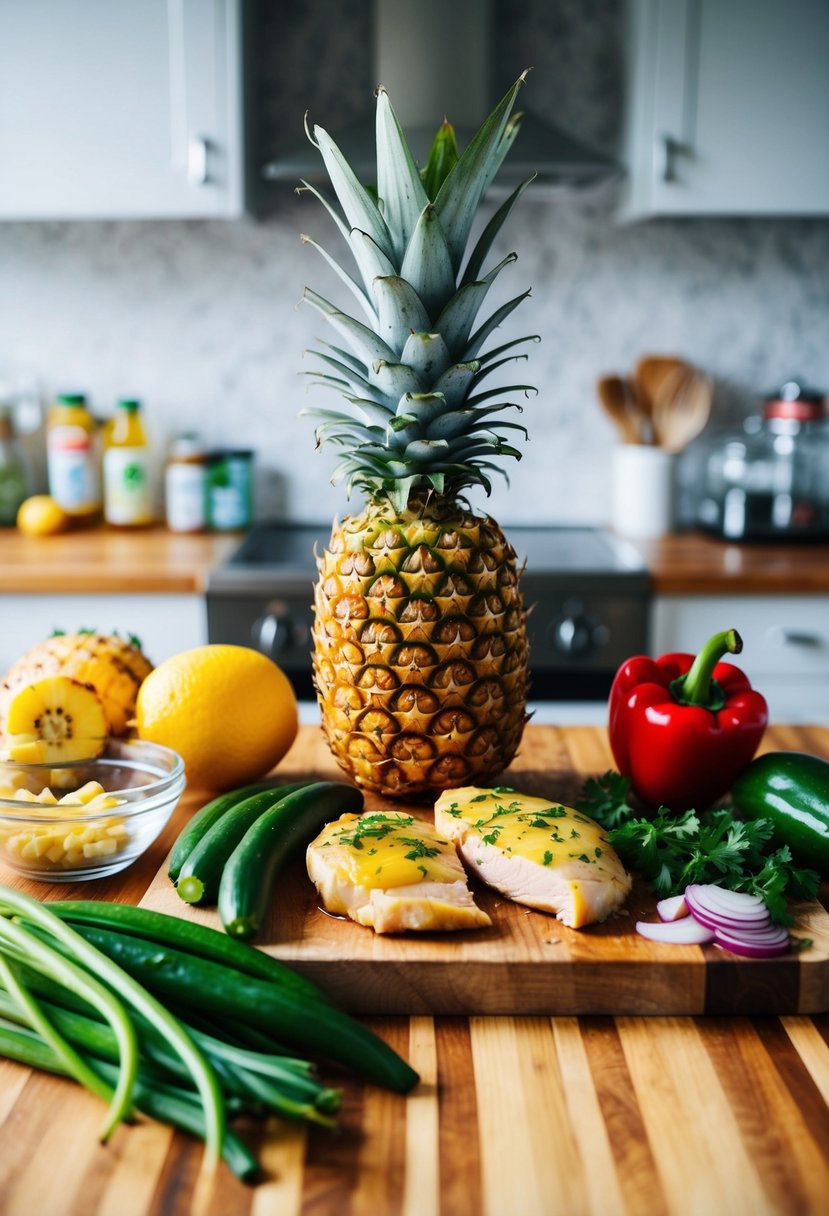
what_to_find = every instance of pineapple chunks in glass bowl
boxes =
[0,739,185,881]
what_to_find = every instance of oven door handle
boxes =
[252,605,293,657]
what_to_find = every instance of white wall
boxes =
[1,0,827,528]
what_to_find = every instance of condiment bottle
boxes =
[46,392,101,519]
[165,433,208,533]
[0,405,30,526]
[103,398,154,527]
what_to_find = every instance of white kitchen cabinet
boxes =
[0,595,207,672]
[619,0,829,219]
[651,595,829,724]
[0,0,245,220]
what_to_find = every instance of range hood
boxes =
[262,0,618,189]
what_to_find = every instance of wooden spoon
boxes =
[634,356,686,418]
[596,375,646,444]
[651,366,713,453]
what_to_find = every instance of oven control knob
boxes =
[252,602,293,657]
[550,611,607,657]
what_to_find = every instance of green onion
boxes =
[0,914,138,1141]
[0,887,225,1171]
[0,955,118,1136]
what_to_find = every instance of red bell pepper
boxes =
[608,628,768,810]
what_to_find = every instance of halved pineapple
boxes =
[2,676,108,763]
[0,631,153,738]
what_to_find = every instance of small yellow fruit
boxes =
[17,496,70,537]
[135,644,298,791]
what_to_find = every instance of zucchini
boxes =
[218,781,363,940]
[168,783,282,882]
[731,750,829,875]
[175,784,308,905]
[63,923,420,1093]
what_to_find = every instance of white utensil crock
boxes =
[611,445,674,539]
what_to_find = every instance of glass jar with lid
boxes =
[165,433,208,533]
[691,380,828,540]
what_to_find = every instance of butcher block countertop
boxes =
[2,723,829,1216]
[626,530,829,595]
[0,526,239,593]
[1,524,829,596]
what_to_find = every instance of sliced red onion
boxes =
[685,884,769,920]
[713,924,791,959]
[636,918,715,945]
[656,893,689,922]
[685,884,771,934]
[686,902,769,934]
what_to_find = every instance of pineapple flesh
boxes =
[302,74,536,798]
[2,676,107,763]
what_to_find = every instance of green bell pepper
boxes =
[731,751,829,876]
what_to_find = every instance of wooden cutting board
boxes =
[134,723,829,1017]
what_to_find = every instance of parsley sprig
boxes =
[576,771,819,924]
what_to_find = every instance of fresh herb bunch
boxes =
[576,771,819,923]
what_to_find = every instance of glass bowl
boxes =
[0,738,185,881]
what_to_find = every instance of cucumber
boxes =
[51,901,328,1003]
[175,784,308,905]
[731,750,829,875]
[218,781,363,941]
[63,923,420,1093]
[168,783,281,882]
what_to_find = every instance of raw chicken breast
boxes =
[306,810,492,934]
[434,788,631,928]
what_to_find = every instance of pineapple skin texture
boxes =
[313,500,530,797]
[0,633,153,739]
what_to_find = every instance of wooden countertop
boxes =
[1,523,829,597]
[627,529,829,595]
[2,723,829,1216]
[0,526,239,593]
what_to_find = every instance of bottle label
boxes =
[104,446,152,524]
[47,424,100,512]
[165,464,207,532]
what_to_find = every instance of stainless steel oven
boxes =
[206,523,650,704]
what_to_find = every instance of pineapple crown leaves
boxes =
[299,72,537,507]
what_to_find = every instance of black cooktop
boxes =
[208,521,647,587]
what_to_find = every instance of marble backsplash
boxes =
[1,0,828,527]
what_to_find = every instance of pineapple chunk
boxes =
[61,781,106,805]
[0,781,129,870]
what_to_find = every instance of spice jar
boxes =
[165,434,208,533]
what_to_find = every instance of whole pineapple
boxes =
[302,74,535,798]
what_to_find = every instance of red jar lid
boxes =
[764,380,825,422]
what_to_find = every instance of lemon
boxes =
[17,495,70,537]
[135,644,298,791]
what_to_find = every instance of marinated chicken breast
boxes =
[434,788,631,928]
[306,811,492,934]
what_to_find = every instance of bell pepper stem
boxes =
[672,628,742,709]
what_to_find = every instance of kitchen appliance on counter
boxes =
[206,523,649,704]
[685,380,829,541]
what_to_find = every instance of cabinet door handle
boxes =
[187,135,210,186]
[767,626,824,649]
[656,134,683,183]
